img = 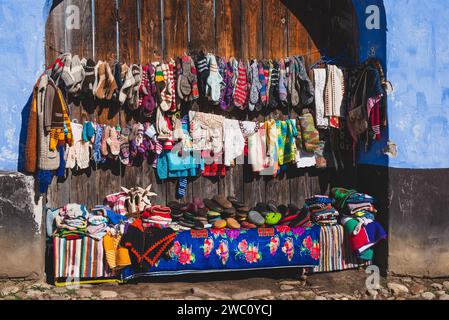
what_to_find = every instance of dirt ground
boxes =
[1,268,449,300]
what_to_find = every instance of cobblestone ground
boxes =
[1,269,449,300]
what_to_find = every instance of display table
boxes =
[52,225,369,285]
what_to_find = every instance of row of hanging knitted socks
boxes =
[47,52,317,116]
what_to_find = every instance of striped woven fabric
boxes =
[313,225,371,273]
[54,237,111,279]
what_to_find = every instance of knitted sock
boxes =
[257,62,267,111]
[129,64,142,108]
[143,64,157,117]
[266,61,273,105]
[93,124,106,164]
[168,60,177,111]
[263,62,270,107]
[37,170,53,194]
[68,55,85,96]
[139,64,150,108]
[177,177,188,199]
[249,61,261,111]
[268,60,280,109]
[220,60,235,111]
[190,60,200,100]
[233,61,248,109]
[154,63,166,107]
[195,52,209,97]
[159,63,172,111]
[206,54,223,104]
[118,64,134,105]
[288,58,300,107]
[218,57,228,109]
[278,59,288,106]
[56,145,66,177]
[81,58,96,98]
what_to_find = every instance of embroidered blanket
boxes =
[121,225,321,280]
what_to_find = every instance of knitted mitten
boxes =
[268,60,280,109]
[233,61,248,109]
[294,56,315,106]
[195,52,210,97]
[139,65,150,107]
[178,56,193,99]
[206,54,223,104]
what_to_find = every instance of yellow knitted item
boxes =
[103,233,131,270]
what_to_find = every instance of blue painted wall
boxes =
[0,0,49,171]
[1,0,448,171]
[355,0,449,169]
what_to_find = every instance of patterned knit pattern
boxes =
[233,62,248,109]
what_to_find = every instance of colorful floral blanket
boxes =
[121,225,321,280]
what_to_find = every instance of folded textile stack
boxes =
[54,204,89,239]
[87,212,109,240]
[330,187,387,261]
[331,187,377,220]
[141,205,172,228]
[305,196,339,226]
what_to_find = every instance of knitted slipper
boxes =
[107,127,121,156]
[213,195,233,209]
[105,62,118,100]
[248,211,265,226]
[95,62,107,99]
[129,64,142,109]
[192,196,206,209]
[226,218,240,230]
[119,126,131,166]
[213,219,227,229]
[227,196,245,208]
[101,125,110,157]
[119,64,134,105]
[203,199,224,213]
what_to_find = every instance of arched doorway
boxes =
[44,0,360,212]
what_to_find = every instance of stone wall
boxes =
[0,172,44,280]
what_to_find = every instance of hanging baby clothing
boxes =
[224,119,245,167]
[189,111,225,155]
[65,122,91,170]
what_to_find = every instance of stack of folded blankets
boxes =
[54,204,89,239]
[330,187,387,261]
[304,196,339,226]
